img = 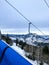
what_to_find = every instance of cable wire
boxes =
[5,0,45,35]
[44,0,49,8]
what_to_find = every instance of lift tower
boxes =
[28,22,31,34]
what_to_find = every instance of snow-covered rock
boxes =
[18,38,25,42]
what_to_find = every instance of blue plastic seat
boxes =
[0,40,32,65]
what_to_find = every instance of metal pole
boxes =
[28,22,31,34]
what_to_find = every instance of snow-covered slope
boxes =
[7,33,49,45]
[11,43,48,65]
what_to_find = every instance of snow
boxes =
[10,37,16,40]
[37,38,44,43]
[11,43,25,56]
[11,43,48,65]
[44,39,49,43]
[26,37,33,45]
[25,37,37,46]
[18,38,25,42]
[11,43,37,65]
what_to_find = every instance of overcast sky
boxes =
[0,0,49,34]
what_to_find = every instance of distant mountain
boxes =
[3,33,49,44]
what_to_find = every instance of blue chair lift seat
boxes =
[0,40,32,65]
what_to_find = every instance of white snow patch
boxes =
[11,43,25,56]
[10,37,16,40]
[26,37,33,45]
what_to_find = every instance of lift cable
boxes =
[44,0,49,8]
[5,0,45,35]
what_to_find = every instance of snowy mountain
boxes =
[4,33,49,45]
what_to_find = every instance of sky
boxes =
[0,0,49,35]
